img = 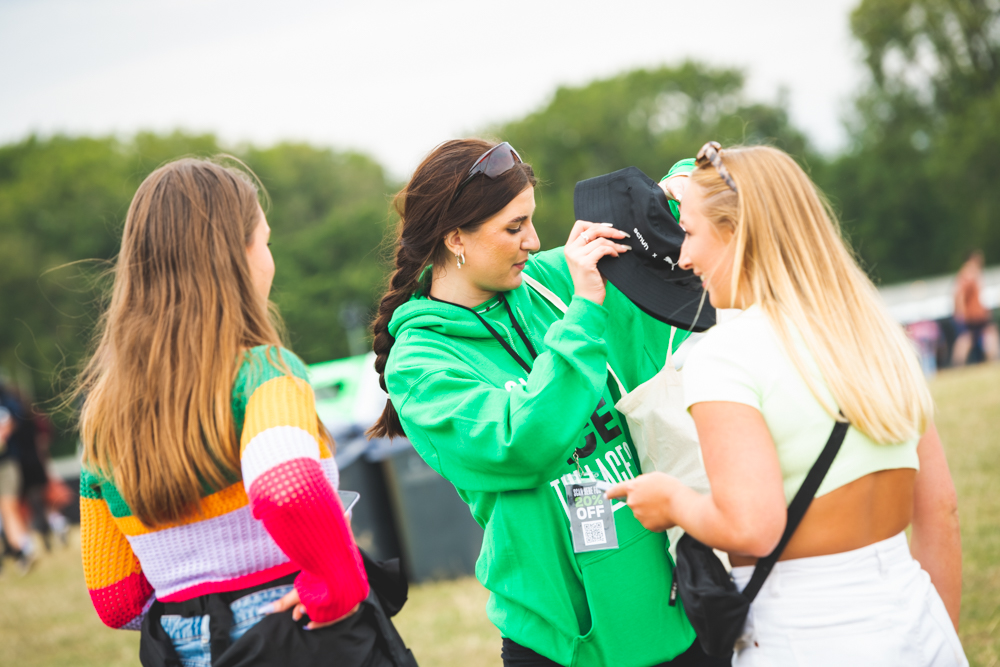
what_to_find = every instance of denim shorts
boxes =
[159,584,294,667]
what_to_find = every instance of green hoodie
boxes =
[385,249,697,666]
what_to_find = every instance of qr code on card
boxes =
[582,519,607,546]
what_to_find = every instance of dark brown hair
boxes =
[368,139,536,439]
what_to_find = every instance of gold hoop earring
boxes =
[456,252,466,269]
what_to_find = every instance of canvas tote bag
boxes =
[523,274,709,557]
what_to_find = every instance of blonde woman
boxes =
[76,159,412,666]
[608,144,966,665]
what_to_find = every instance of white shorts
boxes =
[730,532,967,667]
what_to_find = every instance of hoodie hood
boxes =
[387,287,530,341]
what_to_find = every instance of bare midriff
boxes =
[728,467,916,567]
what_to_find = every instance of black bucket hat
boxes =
[574,166,716,332]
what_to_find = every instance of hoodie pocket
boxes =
[572,530,696,667]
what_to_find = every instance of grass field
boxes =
[1,363,997,667]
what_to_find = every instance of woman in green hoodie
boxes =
[369,140,721,667]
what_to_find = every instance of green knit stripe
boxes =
[101,479,133,518]
[79,468,133,518]
[231,345,310,435]
[79,468,103,500]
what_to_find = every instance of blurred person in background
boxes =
[371,139,726,667]
[0,385,38,573]
[3,385,60,551]
[75,158,413,666]
[906,320,942,377]
[951,250,999,365]
[30,405,73,548]
[0,406,12,556]
[609,144,966,666]
[14,392,71,550]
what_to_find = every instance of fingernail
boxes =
[257,604,275,615]
[600,222,614,226]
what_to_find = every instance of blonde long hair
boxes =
[77,158,285,526]
[692,145,932,444]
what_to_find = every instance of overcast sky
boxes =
[1,0,865,179]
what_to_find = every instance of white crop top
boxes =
[683,305,919,502]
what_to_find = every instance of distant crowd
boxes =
[0,381,71,575]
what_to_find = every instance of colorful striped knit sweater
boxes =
[80,346,369,630]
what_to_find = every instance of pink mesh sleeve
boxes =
[249,457,369,623]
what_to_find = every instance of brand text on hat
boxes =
[633,228,649,251]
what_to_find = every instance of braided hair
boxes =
[368,139,536,438]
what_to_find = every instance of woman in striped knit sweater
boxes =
[75,158,414,666]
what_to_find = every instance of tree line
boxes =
[0,0,996,451]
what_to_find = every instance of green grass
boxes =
[0,530,141,667]
[1,363,997,666]
[931,364,1000,667]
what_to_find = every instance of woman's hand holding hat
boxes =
[659,174,689,203]
[564,220,631,306]
[573,167,715,331]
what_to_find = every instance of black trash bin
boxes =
[334,432,402,563]
[369,438,484,583]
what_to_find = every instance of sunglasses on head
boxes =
[696,141,738,194]
[451,142,523,203]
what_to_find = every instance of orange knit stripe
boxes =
[240,376,319,454]
[113,482,249,537]
[81,497,143,589]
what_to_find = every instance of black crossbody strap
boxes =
[741,414,850,601]
[427,293,536,374]
[502,297,539,359]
